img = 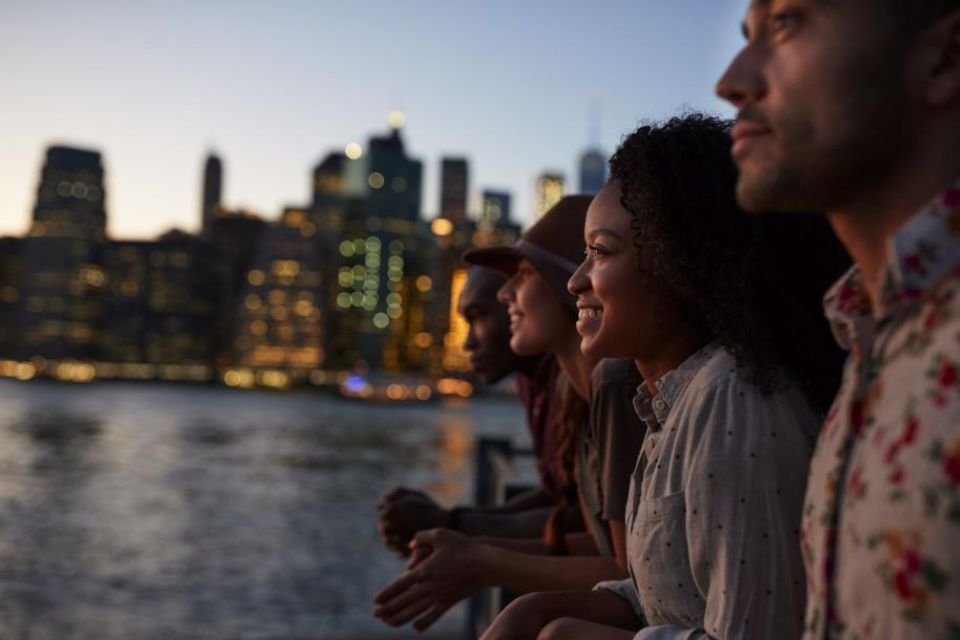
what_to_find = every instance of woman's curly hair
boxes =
[610,113,850,414]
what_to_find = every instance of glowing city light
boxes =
[416,275,432,292]
[388,110,406,129]
[368,172,385,190]
[431,218,453,237]
[344,142,363,160]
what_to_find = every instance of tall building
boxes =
[201,152,223,238]
[309,151,349,370]
[0,237,23,359]
[20,146,108,360]
[534,173,565,220]
[578,149,606,195]
[231,208,326,385]
[480,190,511,226]
[99,240,151,365]
[343,119,422,221]
[326,116,432,372]
[439,157,469,223]
[473,190,520,249]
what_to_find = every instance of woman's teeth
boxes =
[578,307,602,320]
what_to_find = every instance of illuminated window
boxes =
[248,270,265,285]
[442,269,472,371]
[416,275,432,292]
[368,172,385,190]
[414,332,433,348]
[339,241,356,257]
[373,313,389,329]
[431,218,453,237]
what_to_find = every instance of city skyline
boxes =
[0,0,748,239]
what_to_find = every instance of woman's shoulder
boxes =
[680,345,820,441]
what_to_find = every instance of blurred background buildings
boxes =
[0,115,608,391]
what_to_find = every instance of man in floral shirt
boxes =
[717,1,960,638]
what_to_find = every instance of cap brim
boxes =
[462,246,524,276]
[463,244,578,312]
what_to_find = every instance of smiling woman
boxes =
[481,113,851,640]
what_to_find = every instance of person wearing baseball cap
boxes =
[463,194,592,313]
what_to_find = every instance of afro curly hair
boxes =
[610,113,850,414]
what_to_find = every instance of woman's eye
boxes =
[587,245,607,257]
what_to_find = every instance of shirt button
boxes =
[654,398,665,410]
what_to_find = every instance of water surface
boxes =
[0,379,525,639]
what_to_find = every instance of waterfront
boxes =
[0,379,526,639]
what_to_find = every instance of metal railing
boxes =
[464,437,536,640]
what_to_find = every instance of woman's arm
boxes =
[373,528,627,631]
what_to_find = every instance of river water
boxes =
[0,379,526,639]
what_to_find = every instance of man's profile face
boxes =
[716,0,916,213]
[457,269,520,384]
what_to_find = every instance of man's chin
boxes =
[736,173,788,213]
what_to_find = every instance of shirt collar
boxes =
[632,341,720,431]
[824,180,960,349]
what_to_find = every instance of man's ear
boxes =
[924,9,960,106]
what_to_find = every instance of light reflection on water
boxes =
[0,379,525,639]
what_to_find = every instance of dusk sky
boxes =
[0,0,749,239]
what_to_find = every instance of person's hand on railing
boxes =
[376,487,450,557]
[373,528,489,632]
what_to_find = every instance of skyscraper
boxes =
[534,173,565,219]
[20,146,108,360]
[439,157,469,223]
[480,190,512,226]
[578,149,606,195]
[29,146,107,240]
[0,237,22,359]
[312,152,346,208]
[343,120,422,221]
[201,152,223,238]
[328,115,431,371]
[231,208,326,386]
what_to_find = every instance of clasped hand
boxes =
[373,527,485,632]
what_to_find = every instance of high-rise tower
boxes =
[578,149,606,195]
[21,145,108,360]
[439,157,469,223]
[201,152,223,238]
[534,173,565,220]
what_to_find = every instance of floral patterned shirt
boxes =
[802,183,960,639]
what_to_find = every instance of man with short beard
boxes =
[717,2,960,638]
[377,266,564,554]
